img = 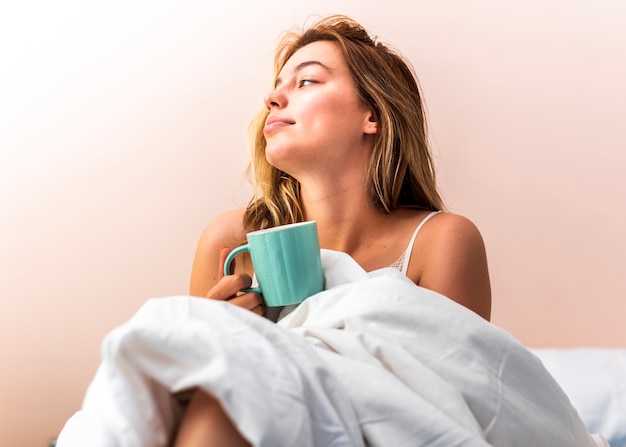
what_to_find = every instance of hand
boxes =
[205,247,264,316]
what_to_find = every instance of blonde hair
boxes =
[244,15,444,231]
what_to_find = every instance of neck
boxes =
[300,179,386,255]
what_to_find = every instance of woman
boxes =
[177,14,491,446]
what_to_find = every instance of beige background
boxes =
[1,1,625,445]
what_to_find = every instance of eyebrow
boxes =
[274,60,331,88]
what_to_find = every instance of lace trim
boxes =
[389,250,406,271]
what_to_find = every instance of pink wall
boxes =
[1,1,625,445]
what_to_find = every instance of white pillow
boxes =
[531,348,626,447]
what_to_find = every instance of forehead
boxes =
[279,40,347,75]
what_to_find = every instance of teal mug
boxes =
[224,221,324,307]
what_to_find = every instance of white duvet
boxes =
[57,250,608,446]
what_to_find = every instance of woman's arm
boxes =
[409,213,492,320]
[190,208,248,297]
[189,208,262,315]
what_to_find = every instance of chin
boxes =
[265,144,290,168]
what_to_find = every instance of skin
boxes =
[177,40,491,446]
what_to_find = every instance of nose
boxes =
[264,86,286,110]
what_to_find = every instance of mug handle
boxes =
[223,245,262,294]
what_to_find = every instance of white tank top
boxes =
[390,210,440,275]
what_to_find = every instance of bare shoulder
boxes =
[411,211,492,320]
[423,212,485,248]
[197,208,247,247]
[190,208,247,297]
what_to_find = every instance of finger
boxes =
[206,274,252,301]
[250,302,265,317]
[217,246,234,281]
[228,291,264,311]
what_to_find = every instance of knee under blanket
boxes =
[57,250,608,446]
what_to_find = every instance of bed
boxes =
[56,250,624,446]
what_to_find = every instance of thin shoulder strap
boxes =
[401,210,440,275]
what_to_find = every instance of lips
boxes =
[264,115,294,134]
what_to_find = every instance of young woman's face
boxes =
[263,40,377,178]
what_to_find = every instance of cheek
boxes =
[306,99,359,134]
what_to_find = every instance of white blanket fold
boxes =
[57,250,607,447]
